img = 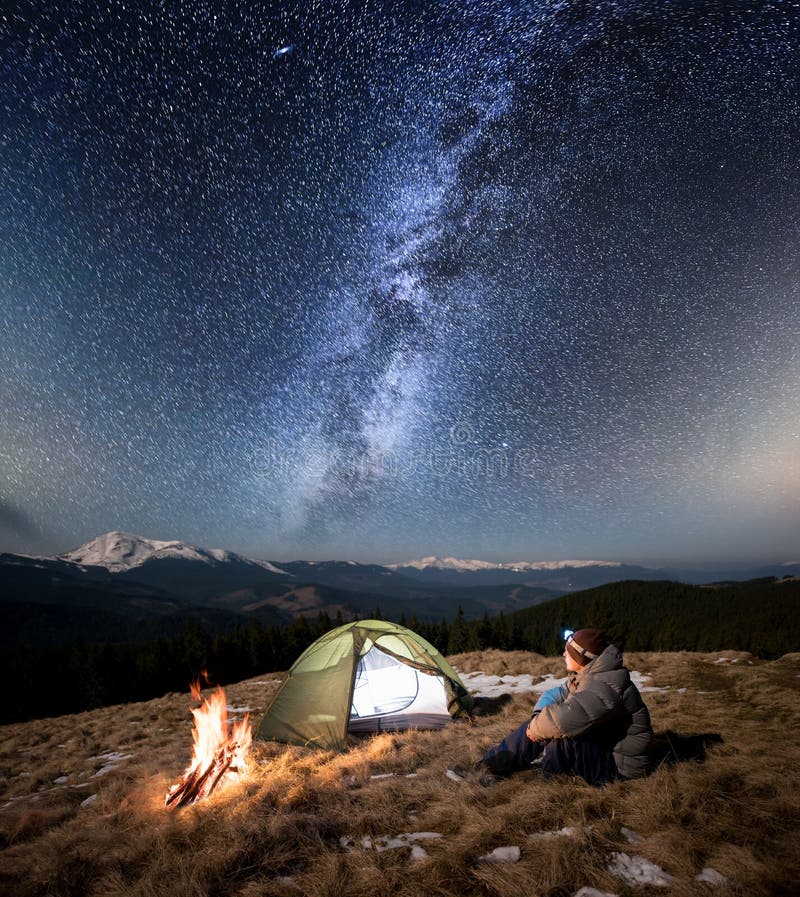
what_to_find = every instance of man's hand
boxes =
[526,720,540,742]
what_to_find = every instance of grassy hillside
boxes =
[2,649,799,897]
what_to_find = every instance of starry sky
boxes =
[1,1,798,566]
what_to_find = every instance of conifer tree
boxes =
[447,606,469,654]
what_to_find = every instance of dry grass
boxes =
[2,652,799,897]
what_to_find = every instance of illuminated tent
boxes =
[256,619,473,751]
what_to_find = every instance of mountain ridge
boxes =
[22,531,800,586]
[390,556,623,572]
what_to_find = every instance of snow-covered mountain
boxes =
[60,531,289,576]
[390,556,657,590]
[390,556,623,573]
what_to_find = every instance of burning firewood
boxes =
[165,681,252,809]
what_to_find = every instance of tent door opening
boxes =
[348,644,450,733]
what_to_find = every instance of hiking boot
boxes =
[477,769,503,787]
[473,759,506,786]
[449,762,504,786]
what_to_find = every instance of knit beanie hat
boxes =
[566,628,608,666]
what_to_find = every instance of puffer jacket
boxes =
[527,645,652,779]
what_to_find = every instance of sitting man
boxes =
[479,629,652,786]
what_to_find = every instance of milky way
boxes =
[1,1,798,564]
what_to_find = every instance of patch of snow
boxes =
[381,832,442,850]
[341,832,442,861]
[608,853,675,887]
[574,889,618,897]
[90,751,134,777]
[370,773,395,780]
[620,827,645,844]
[459,671,567,698]
[53,775,69,785]
[528,826,586,840]
[446,769,464,782]
[88,751,134,763]
[629,672,670,694]
[479,846,520,863]
[696,867,728,885]
[80,794,98,808]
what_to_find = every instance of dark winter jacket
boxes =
[527,645,652,779]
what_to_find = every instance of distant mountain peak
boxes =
[390,556,623,572]
[391,556,498,572]
[60,531,289,575]
[513,559,622,571]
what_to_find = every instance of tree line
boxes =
[4,577,797,725]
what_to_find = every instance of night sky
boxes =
[1,1,798,566]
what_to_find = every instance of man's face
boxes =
[563,644,584,673]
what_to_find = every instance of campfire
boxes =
[165,680,252,808]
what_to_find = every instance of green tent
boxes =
[256,619,473,751]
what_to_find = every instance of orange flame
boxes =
[165,681,252,808]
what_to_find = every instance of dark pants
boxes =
[481,720,617,787]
